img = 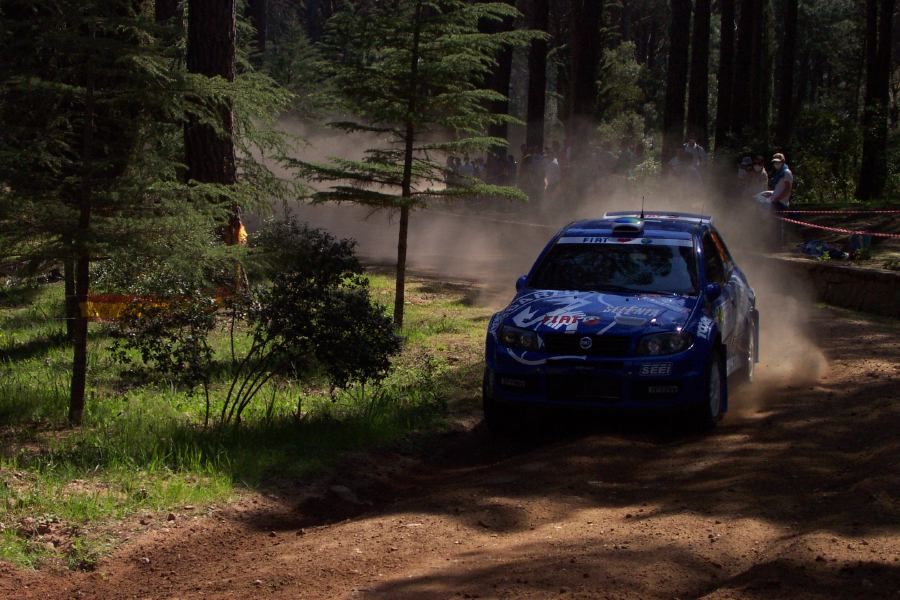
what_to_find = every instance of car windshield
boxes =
[529,241,699,295]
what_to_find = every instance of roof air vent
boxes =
[611,216,644,235]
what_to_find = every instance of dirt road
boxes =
[4,300,900,599]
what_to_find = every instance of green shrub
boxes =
[112,218,401,427]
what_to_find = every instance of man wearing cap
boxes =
[767,152,793,210]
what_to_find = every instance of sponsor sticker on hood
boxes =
[497,290,695,336]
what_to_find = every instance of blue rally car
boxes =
[483,211,759,431]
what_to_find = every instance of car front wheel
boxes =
[732,319,755,386]
[694,350,725,431]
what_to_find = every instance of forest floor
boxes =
[4,283,899,599]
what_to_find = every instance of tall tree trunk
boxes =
[395,1,424,329]
[748,0,763,134]
[483,0,516,154]
[646,18,658,69]
[69,55,96,426]
[246,0,267,55]
[857,0,895,200]
[155,0,178,22]
[731,0,754,136]
[394,203,410,327]
[621,0,632,42]
[567,0,602,155]
[714,0,735,150]
[489,45,514,150]
[874,0,894,108]
[526,0,549,150]
[63,246,76,342]
[69,248,90,426]
[687,0,711,149]
[185,0,236,184]
[752,0,774,142]
[185,0,238,240]
[307,0,322,41]
[774,0,798,146]
[662,0,692,168]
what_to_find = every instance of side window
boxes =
[702,233,726,284]
[710,230,734,274]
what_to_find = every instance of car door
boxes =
[711,229,752,369]
[701,231,737,350]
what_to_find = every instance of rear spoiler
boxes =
[604,210,712,224]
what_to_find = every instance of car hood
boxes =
[499,289,697,336]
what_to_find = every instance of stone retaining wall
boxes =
[771,256,900,318]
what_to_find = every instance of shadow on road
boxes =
[231,306,900,546]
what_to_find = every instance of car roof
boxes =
[561,212,711,240]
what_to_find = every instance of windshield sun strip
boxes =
[557,237,694,247]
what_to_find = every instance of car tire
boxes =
[732,319,755,386]
[694,350,725,431]
[482,371,517,435]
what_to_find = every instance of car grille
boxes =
[497,374,540,394]
[547,375,622,402]
[542,334,631,356]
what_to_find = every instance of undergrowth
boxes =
[0,273,492,569]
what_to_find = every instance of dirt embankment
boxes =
[4,299,899,599]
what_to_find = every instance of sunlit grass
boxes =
[0,272,493,569]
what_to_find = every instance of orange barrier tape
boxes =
[80,295,168,320]
[80,290,233,321]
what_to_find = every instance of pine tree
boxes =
[0,0,291,424]
[295,0,534,328]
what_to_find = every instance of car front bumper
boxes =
[485,349,709,411]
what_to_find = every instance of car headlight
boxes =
[498,324,540,351]
[636,332,693,355]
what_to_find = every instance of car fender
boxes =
[691,313,728,413]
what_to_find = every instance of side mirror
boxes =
[704,283,722,301]
[515,275,528,292]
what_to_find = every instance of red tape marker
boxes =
[776,215,900,238]
[779,209,900,215]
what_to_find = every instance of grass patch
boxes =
[0,272,494,569]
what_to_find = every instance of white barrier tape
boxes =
[776,215,900,239]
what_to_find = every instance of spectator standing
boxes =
[767,152,793,210]
[459,155,475,178]
[545,146,561,196]
[737,155,752,181]
[445,155,456,185]
[505,154,517,185]
[473,157,487,180]
[519,145,544,201]
[747,155,768,195]
[683,137,707,167]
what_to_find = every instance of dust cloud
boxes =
[264,120,827,407]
